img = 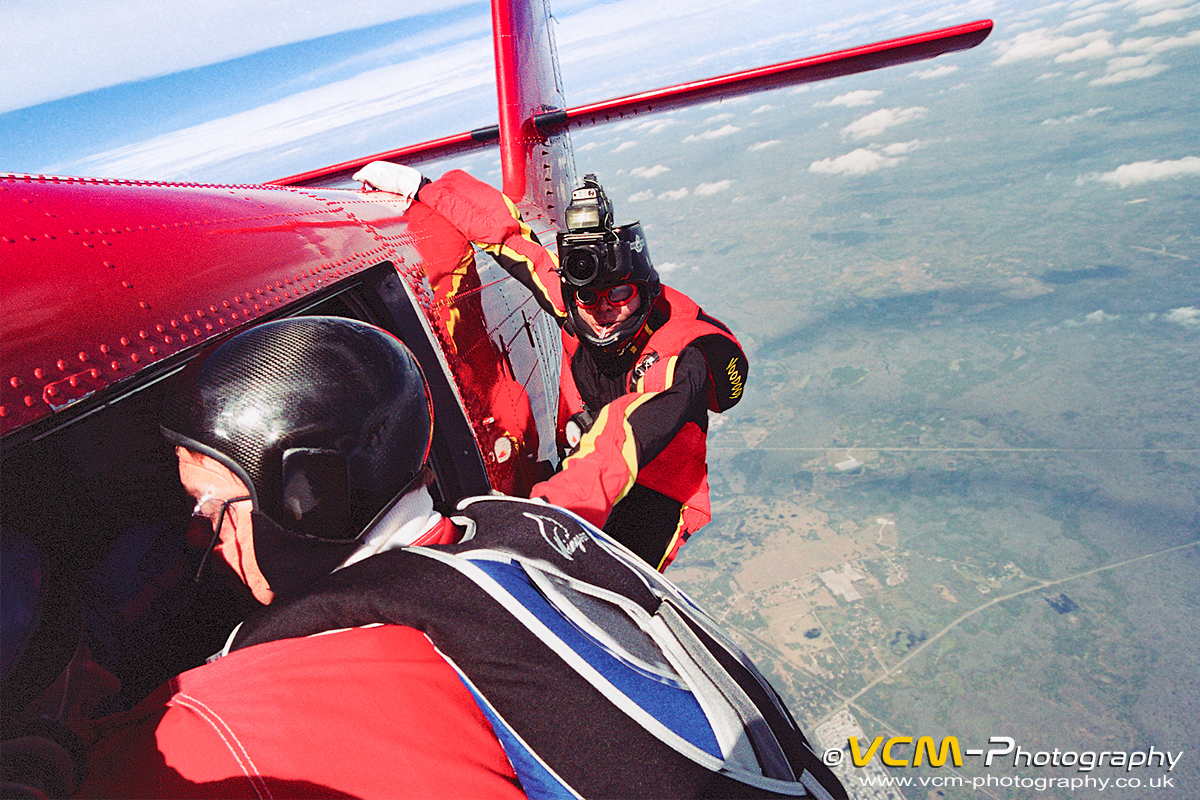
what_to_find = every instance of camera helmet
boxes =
[160,317,433,592]
[556,176,661,348]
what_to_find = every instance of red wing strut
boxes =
[272,19,992,191]
[533,20,994,135]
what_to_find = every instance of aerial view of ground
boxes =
[532,2,1200,797]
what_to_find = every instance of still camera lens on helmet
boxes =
[561,246,601,285]
[559,175,614,286]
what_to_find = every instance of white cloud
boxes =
[627,190,655,202]
[809,149,903,176]
[695,180,733,195]
[612,141,639,153]
[1106,54,1156,70]
[1098,156,1200,186]
[1119,29,1200,54]
[1085,309,1119,323]
[1090,62,1170,84]
[658,188,689,200]
[656,261,683,274]
[1041,106,1112,124]
[1125,0,1189,11]
[749,140,782,151]
[1165,306,1200,327]
[882,140,922,155]
[65,40,493,180]
[912,65,959,79]
[842,107,927,140]
[1008,10,1061,29]
[820,89,882,107]
[28,0,1200,185]
[683,125,741,143]
[1055,38,1116,61]
[1060,11,1110,29]
[994,28,1113,64]
[630,118,677,136]
[630,165,670,178]
[704,113,735,124]
[751,104,776,114]
[1135,6,1200,27]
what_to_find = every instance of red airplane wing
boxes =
[272,16,993,224]
[533,20,993,134]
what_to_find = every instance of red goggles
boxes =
[574,283,637,310]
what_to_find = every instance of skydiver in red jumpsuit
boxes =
[356,163,749,571]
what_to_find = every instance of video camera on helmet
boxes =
[558,175,640,288]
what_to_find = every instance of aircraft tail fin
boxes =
[492,0,576,223]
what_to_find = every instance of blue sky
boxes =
[3,0,1198,184]
[0,0,1012,183]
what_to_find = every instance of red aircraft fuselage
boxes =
[1,173,561,496]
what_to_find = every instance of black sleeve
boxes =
[625,345,710,469]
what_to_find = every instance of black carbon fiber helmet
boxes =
[557,175,661,348]
[160,317,433,592]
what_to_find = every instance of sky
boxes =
[1,0,1197,185]
[0,0,1014,184]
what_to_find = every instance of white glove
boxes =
[352,161,423,211]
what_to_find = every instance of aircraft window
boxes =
[1,259,498,723]
[292,288,370,322]
[0,261,486,720]
[1,376,256,713]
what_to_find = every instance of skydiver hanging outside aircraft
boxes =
[354,162,749,571]
[0,316,844,799]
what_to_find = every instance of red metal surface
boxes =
[493,0,527,202]
[0,176,435,433]
[0,172,559,495]
[538,20,993,132]
[1,175,360,434]
[417,212,551,494]
[491,0,574,220]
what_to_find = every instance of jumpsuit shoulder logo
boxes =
[726,356,744,400]
[523,511,589,560]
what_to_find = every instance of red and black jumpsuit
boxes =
[419,171,748,570]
